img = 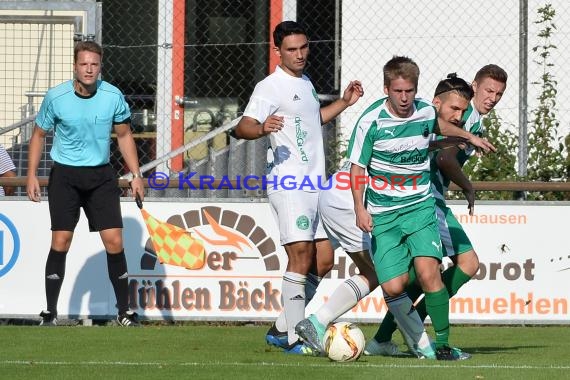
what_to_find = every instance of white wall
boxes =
[0,199,568,323]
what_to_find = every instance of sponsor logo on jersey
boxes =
[392,148,426,164]
[294,116,309,162]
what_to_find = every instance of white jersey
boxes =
[318,163,371,253]
[243,66,325,194]
[0,145,16,196]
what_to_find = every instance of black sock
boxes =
[45,248,67,315]
[107,250,129,314]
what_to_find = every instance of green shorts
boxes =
[434,199,473,257]
[371,198,443,284]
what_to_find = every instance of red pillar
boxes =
[268,0,283,74]
[171,0,185,171]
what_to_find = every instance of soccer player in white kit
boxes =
[232,21,363,354]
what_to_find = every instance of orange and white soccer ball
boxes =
[323,321,365,362]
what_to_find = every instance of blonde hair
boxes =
[383,56,420,89]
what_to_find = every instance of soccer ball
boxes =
[323,321,365,362]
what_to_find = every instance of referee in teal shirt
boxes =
[26,41,144,327]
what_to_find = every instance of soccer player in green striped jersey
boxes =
[431,65,507,293]
[366,65,507,359]
[432,64,507,213]
[347,56,494,360]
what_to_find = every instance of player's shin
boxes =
[385,292,433,357]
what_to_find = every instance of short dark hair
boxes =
[473,64,508,84]
[74,41,102,62]
[383,56,420,89]
[434,73,474,101]
[273,21,307,48]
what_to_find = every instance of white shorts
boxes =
[269,190,327,245]
[318,172,371,253]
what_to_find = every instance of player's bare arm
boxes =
[435,118,496,153]
[233,115,283,140]
[350,163,372,233]
[320,80,364,124]
[429,137,468,151]
[115,122,145,201]
[436,146,475,215]
[26,126,47,202]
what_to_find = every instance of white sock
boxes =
[282,271,306,345]
[315,275,370,326]
[384,292,430,351]
[275,311,287,332]
[274,272,321,333]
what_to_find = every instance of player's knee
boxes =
[102,236,123,253]
[315,252,334,276]
[382,287,404,298]
[51,241,72,252]
[416,268,443,292]
[319,260,334,276]
[380,277,406,297]
[455,250,480,277]
[51,234,73,252]
[286,254,313,274]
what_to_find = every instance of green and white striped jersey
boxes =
[431,101,483,202]
[347,97,437,214]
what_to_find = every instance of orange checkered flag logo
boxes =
[136,195,205,270]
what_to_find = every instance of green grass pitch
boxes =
[0,324,568,379]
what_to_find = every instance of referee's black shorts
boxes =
[47,162,123,232]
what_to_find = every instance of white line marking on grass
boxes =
[1,361,161,366]
[1,361,570,370]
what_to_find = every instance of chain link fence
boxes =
[1,0,570,198]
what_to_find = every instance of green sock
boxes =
[442,265,472,297]
[414,265,472,321]
[373,266,423,343]
[424,287,450,348]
